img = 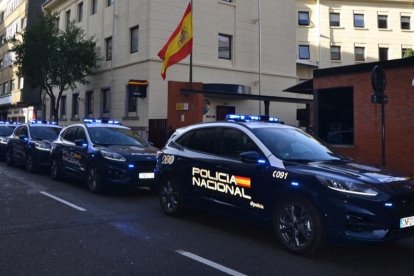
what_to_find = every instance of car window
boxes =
[30,126,61,141]
[61,127,76,142]
[253,127,341,161]
[74,127,87,141]
[88,127,149,147]
[218,128,261,159]
[176,127,218,155]
[0,126,15,136]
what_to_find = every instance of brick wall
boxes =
[314,65,414,177]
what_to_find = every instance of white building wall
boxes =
[43,0,300,128]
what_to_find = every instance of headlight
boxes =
[101,150,126,162]
[318,176,378,196]
[0,137,7,144]
[34,142,51,151]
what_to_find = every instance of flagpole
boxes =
[258,0,262,115]
[189,0,193,89]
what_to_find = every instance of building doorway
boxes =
[216,105,235,121]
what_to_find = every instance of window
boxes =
[379,47,388,61]
[102,88,110,113]
[218,34,232,60]
[21,17,27,30]
[130,26,139,53]
[329,13,340,27]
[378,15,387,29]
[298,11,310,26]
[107,0,114,7]
[298,45,310,59]
[10,79,14,92]
[354,14,364,28]
[65,10,71,29]
[177,127,218,154]
[60,96,67,117]
[355,47,365,61]
[105,37,112,61]
[401,16,411,30]
[330,46,341,60]
[91,0,98,15]
[78,2,83,22]
[85,91,93,115]
[128,92,137,113]
[219,128,260,159]
[402,48,413,58]
[72,93,79,117]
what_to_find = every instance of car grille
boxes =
[391,192,414,217]
[135,160,156,173]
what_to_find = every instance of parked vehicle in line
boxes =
[0,121,19,160]
[6,121,62,172]
[155,114,414,254]
[50,119,158,193]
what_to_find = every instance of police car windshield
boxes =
[88,127,149,147]
[31,126,62,141]
[0,126,15,136]
[252,127,341,162]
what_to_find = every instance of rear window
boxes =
[175,127,218,155]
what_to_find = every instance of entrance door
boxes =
[216,106,235,121]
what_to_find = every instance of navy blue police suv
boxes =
[0,121,18,160]
[6,121,62,172]
[50,119,158,193]
[155,115,414,254]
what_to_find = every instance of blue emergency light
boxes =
[83,119,121,125]
[226,114,281,123]
[30,120,58,125]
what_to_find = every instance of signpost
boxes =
[371,65,387,166]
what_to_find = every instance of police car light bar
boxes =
[0,121,20,125]
[83,119,121,125]
[226,114,281,123]
[30,120,58,125]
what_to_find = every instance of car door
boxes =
[13,125,29,163]
[171,127,219,205]
[71,126,89,174]
[213,127,270,219]
[58,126,78,173]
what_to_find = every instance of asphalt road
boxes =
[1,161,414,276]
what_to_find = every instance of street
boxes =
[1,161,414,276]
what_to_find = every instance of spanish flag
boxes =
[158,2,193,80]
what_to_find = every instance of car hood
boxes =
[286,159,412,185]
[98,144,158,158]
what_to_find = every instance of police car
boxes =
[6,121,62,172]
[0,121,19,160]
[155,114,414,254]
[50,119,158,193]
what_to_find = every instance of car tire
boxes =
[26,154,37,173]
[273,197,324,255]
[86,164,105,193]
[50,157,64,181]
[6,148,14,166]
[159,175,184,216]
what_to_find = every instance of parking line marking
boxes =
[40,191,86,212]
[176,250,247,276]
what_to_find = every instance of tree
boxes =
[11,14,100,122]
[403,48,414,58]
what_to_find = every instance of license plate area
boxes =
[400,216,414,228]
[139,172,154,179]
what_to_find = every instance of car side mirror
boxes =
[74,139,88,147]
[239,151,267,165]
[19,135,28,141]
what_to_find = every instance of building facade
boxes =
[42,0,308,141]
[0,0,45,122]
[296,0,414,80]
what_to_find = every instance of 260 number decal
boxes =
[272,170,288,180]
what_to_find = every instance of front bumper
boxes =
[322,192,414,244]
[98,159,156,188]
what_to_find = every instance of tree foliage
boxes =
[11,14,100,122]
[403,48,414,58]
